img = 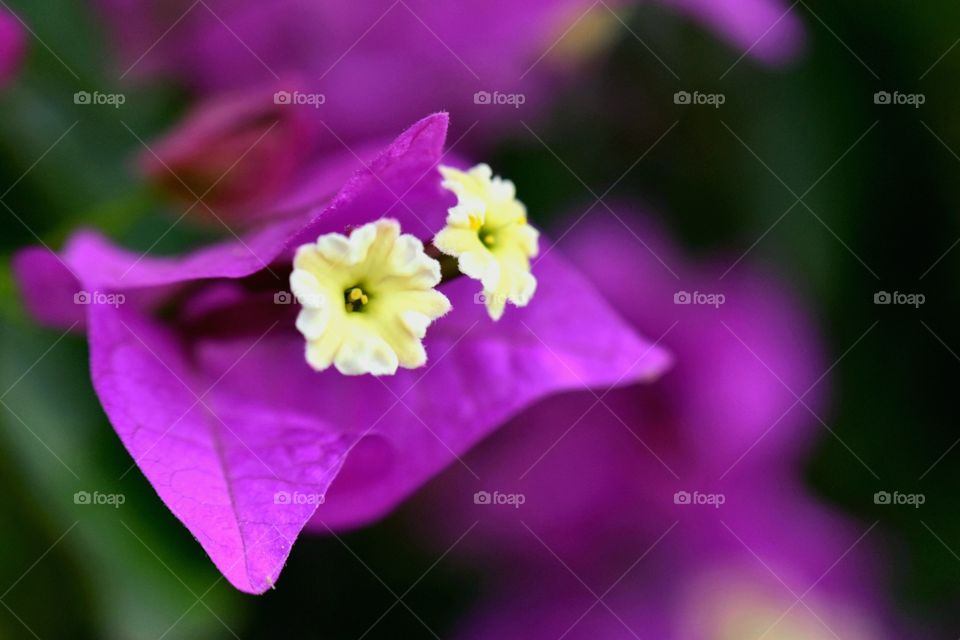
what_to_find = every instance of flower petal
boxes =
[308,246,672,529]
[87,303,355,594]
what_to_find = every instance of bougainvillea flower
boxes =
[95,0,804,143]
[660,0,805,65]
[434,164,539,320]
[139,82,321,225]
[13,115,670,593]
[141,81,410,228]
[407,209,904,638]
[95,0,616,143]
[0,9,25,87]
[414,207,827,566]
[453,478,899,639]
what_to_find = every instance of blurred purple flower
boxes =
[139,82,322,225]
[139,80,435,227]
[417,208,828,565]
[407,209,904,638]
[97,0,613,143]
[661,0,804,65]
[12,115,670,593]
[456,480,897,639]
[0,9,26,87]
[95,0,804,143]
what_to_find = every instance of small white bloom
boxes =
[291,219,451,376]
[433,164,539,320]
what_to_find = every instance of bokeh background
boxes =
[0,0,957,638]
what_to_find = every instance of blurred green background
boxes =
[0,0,957,637]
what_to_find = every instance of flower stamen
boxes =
[344,286,370,312]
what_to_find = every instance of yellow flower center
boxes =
[290,219,451,376]
[344,286,370,312]
[479,227,497,248]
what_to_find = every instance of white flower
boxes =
[290,219,450,376]
[433,163,539,320]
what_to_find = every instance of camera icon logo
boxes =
[74,290,91,305]
[873,491,891,505]
[874,91,891,105]
[473,90,492,105]
[873,291,891,304]
[473,490,492,505]
[74,490,91,504]
[274,291,293,304]
[673,490,691,505]
[673,91,691,105]
[274,491,291,504]
[74,91,91,105]
[674,291,691,304]
[274,90,292,105]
